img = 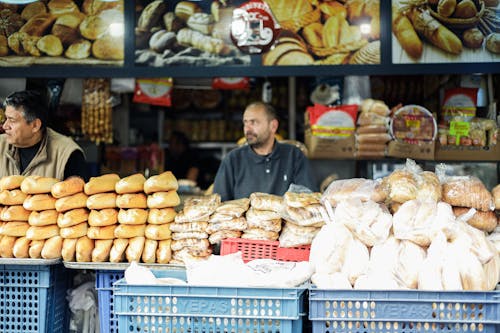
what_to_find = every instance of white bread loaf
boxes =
[156,239,172,264]
[23,194,57,211]
[147,208,176,224]
[1,221,30,237]
[115,173,146,194]
[0,189,28,205]
[117,208,148,225]
[41,235,63,259]
[144,171,178,194]
[26,225,60,240]
[57,208,89,228]
[0,175,25,191]
[116,193,147,209]
[109,238,128,263]
[0,235,16,258]
[13,236,30,258]
[145,224,172,240]
[1,205,31,221]
[51,176,85,198]
[87,192,117,209]
[91,239,113,262]
[87,225,117,240]
[88,208,118,227]
[84,173,120,195]
[62,238,77,261]
[20,176,59,194]
[55,192,89,212]
[29,210,59,226]
[142,239,157,263]
[76,236,94,262]
[147,191,180,209]
[60,222,88,239]
[29,240,45,259]
[114,224,146,239]
[126,236,145,262]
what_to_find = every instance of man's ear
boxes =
[270,118,279,133]
[31,118,42,133]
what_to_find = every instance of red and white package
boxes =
[133,78,173,107]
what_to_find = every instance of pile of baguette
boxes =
[0,0,124,61]
[392,0,500,59]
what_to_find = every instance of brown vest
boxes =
[0,128,83,180]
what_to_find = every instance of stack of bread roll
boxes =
[279,192,325,247]
[53,177,89,261]
[355,99,392,159]
[206,198,250,245]
[113,173,148,263]
[0,175,30,258]
[84,173,119,262]
[14,176,61,259]
[170,194,220,264]
[143,171,180,264]
[245,193,283,241]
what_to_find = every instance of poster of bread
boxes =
[392,0,500,63]
[261,0,381,66]
[135,0,251,66]
[0,0,124,66]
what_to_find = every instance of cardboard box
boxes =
[387,140,435,160]
[434,143,500,161]
[305,129,355,159]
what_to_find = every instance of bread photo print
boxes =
[0,0,125,66]
[392,0,500,63]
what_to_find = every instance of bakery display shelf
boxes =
[64,261,185,271]
[0,258,61,265]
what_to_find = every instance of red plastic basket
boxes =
[220,238,310,262]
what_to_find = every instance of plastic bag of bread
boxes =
[278,221,320,248]
[249,192,283,212]
[334,198,392,247]
[384,169,418,204]
[208,230,242,245]
[214,198,250,217]
[174,209,210,223]
[283,191,321,208]
[170,221,207,233]
[394,240,426,289]
[171,238,210,252]
[209,212,238,222]
[246,209,282,232]
[311,272,352,289]
[415,171,442,202]
[341,237,369,286]
[492,184,500,210]
[171,231,207,241]
[182,194,221,221]
[241,228,279,241]
[453,207,497,233]
[283,204,326,227]
[322,178,387,207]
[205,218,247,233]
[392,200,438,247]
[441,175,494,212]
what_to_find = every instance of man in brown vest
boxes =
[0,90,88,180]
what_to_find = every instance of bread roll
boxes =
[82,0,123,15]
[26,225,60,240]
[492,184,500,210]
[41,236,63,259]
[0,189,28,205]
[453,207,497,232]
[87,225,117,240]
[84,173,120,195]
[142,239,157,263]
[21,176,60,194]
[442,176,494,211]
[1,205,31,221]
[48,0,80,17]
[174,1,201,22]
[114,224,146,239]
[0,235,16,258]
[87,192,117,209]
[147,208,176,224]
[0,175,25,191]
[29,240,45,259]
[62,238,77,261]
[65,39,91,59]
[116,193,147,209]
[60,222,88,239]
[79,14,107,40]
[115,173,146,194]
[37,34,64,56]
[21,2,48,21]
[76,236,94,262]
[147,191,180,209]
[13,236,30,258]
[23,194,57,211]
[144,171,178,194]
[437,0,456,17]
[19,13,56,36]
[1,222,30,237]
[137,0,168,31]
[117,208,148,225]
[109,238,128,263]
[51,176,85,198]
[57,208,89,228]
[92,34,124,60]
[156,239,171,264]
[88,208,118,227]
[52,12,86,46]
[29,210,59,227]
[55,192,89,212]
[126,236,145,262]
[91,239,113,262]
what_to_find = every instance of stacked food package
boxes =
[355,99,392,158]
[170,194,219,264]
[206,198,249,245]
[311,159,500,291]
[245,193,283,241]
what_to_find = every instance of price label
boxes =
[449,121,470,145]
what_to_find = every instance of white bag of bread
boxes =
[208,230,242,245]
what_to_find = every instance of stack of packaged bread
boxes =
[355,99,392,158]
[206,198,250,245]
[244,193,283,241]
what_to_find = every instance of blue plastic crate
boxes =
[95,270,124,333]
[0,264,68,333]
[309,288,500,333]
[114,269,306,333]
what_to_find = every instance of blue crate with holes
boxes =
[309,288,500,333]
[113,269,307,333]
[95,270,124,333]
[0,264,68,333]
